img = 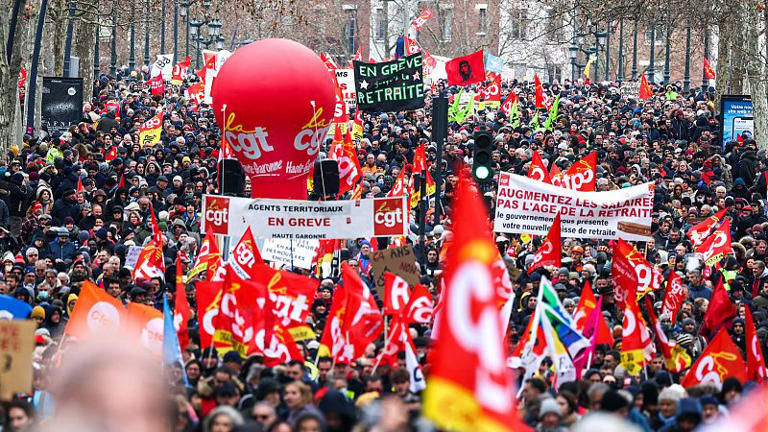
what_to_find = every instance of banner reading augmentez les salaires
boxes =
[353,53,425,112]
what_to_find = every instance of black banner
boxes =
[41,77,83,136]
[353,53,425,113]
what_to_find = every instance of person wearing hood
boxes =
[658,397,702,432]
[317,391,355,432]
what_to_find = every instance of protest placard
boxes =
[0,320,35,400]
[494,173,653,240]
[335,69,357,110]
[125,245,144,269]
[371,245,420,297]
[353,53,425,112]
[261,238,319,269]
[202,195,409,240]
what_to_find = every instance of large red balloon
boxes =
[211,39,335,199]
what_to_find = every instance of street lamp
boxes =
[208,19,222,37]
[215,35,225,50]
[576,32,585,45]
[569,44,579,82]
[596,31,607,46]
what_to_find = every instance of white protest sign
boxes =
[202,194,409,240]
[494,173,653,240]
[335,69,357,110]
[154,54,174,80]
[261,238,319,269]
[125,245,144,269]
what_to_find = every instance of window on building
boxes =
[548,10,563,41]
[344,8,357,53]
[509,8,527,40]
[477,6,488,35]
[441,8,453,42]
[374,8,386,41]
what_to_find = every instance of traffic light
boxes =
[472,130,494,183]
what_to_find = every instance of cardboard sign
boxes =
[371,245,420,297]
[0,320,35,400]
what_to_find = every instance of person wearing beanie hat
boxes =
[538,397,566,431]
[658,386,685,428]
[30,305,45,325]
[699,395,720,425]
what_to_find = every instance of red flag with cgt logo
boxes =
[424,167,526,432]
[682,329,746,387]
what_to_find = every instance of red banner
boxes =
[695,218,732,266]
[148,74,164,96]
[661,271,687,321]
[528,213,561,273]
[682,329,746,387]
[411,8,433,29]
[611,239,662,307]
[687,207,728,248]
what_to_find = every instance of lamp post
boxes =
[181,0,189,59]
[569,44,579,82]
[26,0,49,134]
[189,19,201,67]
[617,19,624,80]
[702,28,709,91]
[161,0,166,53]
[595,30,607,82]
[129,19,136,69]
[631,20,638,79]
[663,25,671,85]
[683,27,691,91]
[173,0,178,62]
[110,13,116,75]
[603,25,610,81]
[648,24,655,83]
[94,25,100,77]
[63,0,76,76]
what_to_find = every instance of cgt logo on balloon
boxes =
[223,110,330,178]
[204,196,230,235]
[374,198,407,236]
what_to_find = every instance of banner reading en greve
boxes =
[353,53,425,112]
[494,173,654,241]
[202,194,408,240]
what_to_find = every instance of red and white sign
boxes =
[494,173,653,240]
[202,194,409,240]
[334,69,357,110]
[148,74,164,96]
[411,8,433,30]
[661,271,687,320]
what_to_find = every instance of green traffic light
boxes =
[475,166,490,180]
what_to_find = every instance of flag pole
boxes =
[372,322,397,376]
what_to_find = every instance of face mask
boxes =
[37,291,49,300]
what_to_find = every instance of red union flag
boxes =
[744,306,767,382]
[661,271,687,320]
[645,296,691,373]
[228,227,264,280]
[527,151,551,183]
[688,207,728,248]
[551,152,596,191]
[620,295,654,376]
[132,239,165,281]
[148,73,164,96]
[403,36,420,55]
[385,272,412,315]
[478,74,501,102]
[125,302,164,357]
[695,218,732,266]
[329,127,362,196]
[174,255,192,350]
[611,239,662,306]
[404,283,433,324]
[528,213,561,273]
[573,281,614,346]
[682,329,746,387]
[424,168,525,432]
[411,8,433,29]
[171,56,191,85]
[250,263,318,326]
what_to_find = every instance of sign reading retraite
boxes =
[353,53,425,112]
[493,173,653,241]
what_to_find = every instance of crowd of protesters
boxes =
[0,58,766,432]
